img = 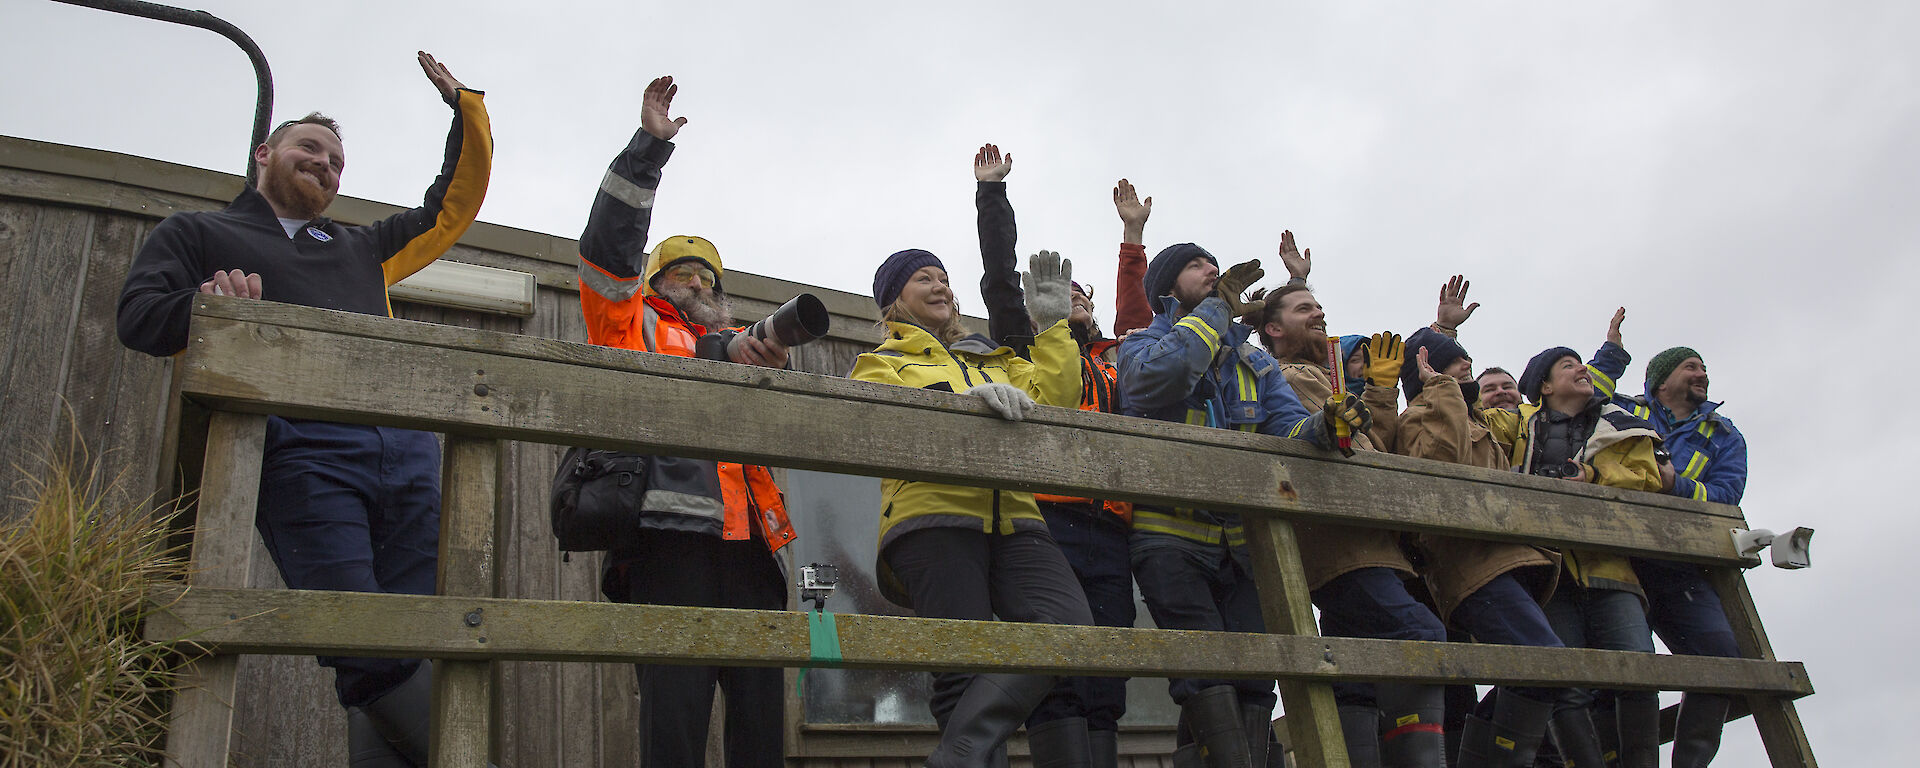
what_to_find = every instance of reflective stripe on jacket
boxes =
[1033,340,1132,523]
[1587,341,1749,504]
[850,319,1080,552]
[1117,296,1326,545]
[575,127,794,555]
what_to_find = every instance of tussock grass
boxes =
[0,444,189,767]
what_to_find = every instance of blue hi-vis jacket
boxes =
[1117,295,1327,544]
[1586,342,1748,504]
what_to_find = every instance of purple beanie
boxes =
[873,249,944,309]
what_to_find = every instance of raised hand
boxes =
[1366,332,1404,387]
[642,75,688,141]
[1113,179,1152,244]
[974,143,1013,182]
[1022,250,1074,330]
[417,51,467,103]
[1415,345,1440,380]
[1277,230,1311,281]
[1436,274,1480,330]
[199,269,263,300]
[1215,259,1266,319]
[1607,307,1626,347]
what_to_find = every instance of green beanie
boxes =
[1645,346,1702,395]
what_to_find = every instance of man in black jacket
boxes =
[115,52,491,767]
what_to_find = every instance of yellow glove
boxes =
[1215,259,1266,319]
[1324,392,1373,437]
[1365,332,1404,387]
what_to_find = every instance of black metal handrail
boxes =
[50,0,273,184]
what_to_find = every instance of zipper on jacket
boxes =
[942,345,976,387]
[991,490,1001,535]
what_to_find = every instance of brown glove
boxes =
[1215,259,1266,319]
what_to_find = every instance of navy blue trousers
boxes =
[1633,559,1741,658]
[614,530,788,768]
[1131,534,1276,710]
[1544,582,1655,712]
[255,417,440,708]
[1450,572,1565,703]
[1031,502,1137,732]
[1313,567,1449,706]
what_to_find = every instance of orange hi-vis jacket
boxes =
[575,126,795,554]
[1033,340,1133,524]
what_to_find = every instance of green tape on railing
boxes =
[809,610,844,667]
[797,610,844,697]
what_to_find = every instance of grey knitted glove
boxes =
[968,382,1037,421]
[1022,250,1073,331]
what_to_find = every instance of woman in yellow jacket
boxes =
[1489,346,1665,768]
[851,248,1094,768]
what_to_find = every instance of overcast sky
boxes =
[5,1,1912,763]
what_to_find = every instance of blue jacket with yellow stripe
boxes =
[1586,342,1748,504]
[1117,295,1328,544]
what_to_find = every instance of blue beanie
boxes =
[1338,334,1369,366]
[872,249,944,309]
[1400,327,1471,401]
[1519,346,1580,403]
[1143,243,1218,310]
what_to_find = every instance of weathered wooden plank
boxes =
[1244,516,1349,768]
[174,300,1747,565]
[163,413,265,768]
[1714,569,1819,767]
[146,587,1814,697]
[0,206,89,501]
[432,437,499,768]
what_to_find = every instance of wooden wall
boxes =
[0,135,1174,766]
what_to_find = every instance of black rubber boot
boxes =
[1376,684,1446,768]
[1029,717,1093,768]
[1183,685,1251,768]
[1242,705,1273,768]
[1670,693,1732,768]
[1612,693,1660,768]
[1590,703,1621,768]
[1338,705,1383,768]
[1456,690,1553,768]
[348,707,415,767]
[360,662,433,765]
[926,673,1055,768]
[1547,709,1607,768]
[1089,728,1120,768]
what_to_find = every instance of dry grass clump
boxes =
[0,448,188,767]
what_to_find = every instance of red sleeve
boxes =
[1113,242,1151,336]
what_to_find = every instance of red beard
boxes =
[260,157,335,220]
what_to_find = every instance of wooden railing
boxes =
[147,297,1817,767]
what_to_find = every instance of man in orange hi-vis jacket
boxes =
[575,75,798,768]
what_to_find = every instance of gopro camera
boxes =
[799,563,838,611]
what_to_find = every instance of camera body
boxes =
[799,563,838,610]
[1533,460,1581,480]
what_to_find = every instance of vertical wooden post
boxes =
[1711,568,1818,767]
[1245,515,1348,768]
[163,412,266,768]
[432,436,500,768]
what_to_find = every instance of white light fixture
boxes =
[1730,526,1815,569]
[389,260,537,317]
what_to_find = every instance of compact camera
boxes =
[798,563,838,611]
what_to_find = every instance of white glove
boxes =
[1022,250,1073,331]
[968,382,1037,421]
